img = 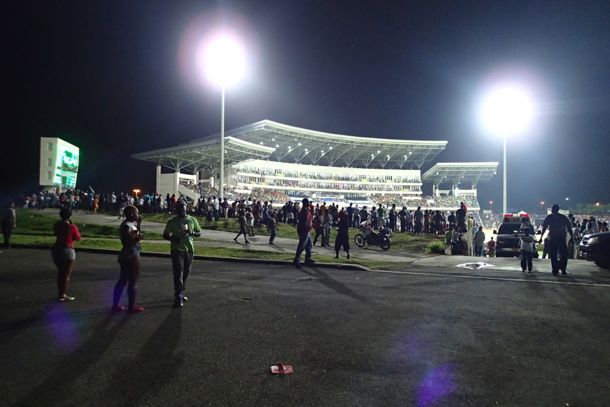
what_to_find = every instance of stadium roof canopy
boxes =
[132,120,447,172]
[422,162,499,186]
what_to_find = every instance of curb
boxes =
[10,244,372,272]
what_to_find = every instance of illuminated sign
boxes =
[40,137,80,190]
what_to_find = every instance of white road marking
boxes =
[369,269,610,288]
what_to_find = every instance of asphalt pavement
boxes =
[1,248,609,407]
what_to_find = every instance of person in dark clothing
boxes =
[294,198,314,268]
[447,211,456,230]
[334,211,350,259]
[456,203,467,232]
[267,210,277,244]
[539,204,574,275]
[234,209,250,244]
[414,206,423,234]
[312,215,325,246]
[113,205,144,313]
[163,201,202,307]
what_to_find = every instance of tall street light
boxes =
[477,82,535,214]
[197,31,246,200]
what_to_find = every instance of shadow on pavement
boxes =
[299,267,368,303]
[104,309,184,406]
[18,313,128,406]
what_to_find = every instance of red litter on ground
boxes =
[270,363,294,374]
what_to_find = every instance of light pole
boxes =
[197,31,246,200]
[220,85,225,200]
[477,82,535,214]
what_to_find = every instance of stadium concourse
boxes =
[132,120,498,212]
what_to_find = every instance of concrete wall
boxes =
[155,168,198,199]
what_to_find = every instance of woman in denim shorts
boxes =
[112,205,144,313]
[52,207,81,301]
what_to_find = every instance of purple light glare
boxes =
[44,304,79,352]
[417,364,456,407]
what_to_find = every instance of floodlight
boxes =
[196,32,246,88]
[478,83,535,137]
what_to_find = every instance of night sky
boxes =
[5,1,610,211]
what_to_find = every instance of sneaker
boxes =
[561,271,567,275]
[294,262,302,269]
[59,295,76,302]
[522,269,526,273]
[182,296,188,302]
[552,270,558,276]
[528,270,532,273]
[112,304,127,312]
[173,300,184,308]
[128,305,145,313]
[304,259,316,265]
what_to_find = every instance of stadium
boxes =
[133,120,498,211]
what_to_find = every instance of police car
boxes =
[493,212,536,257]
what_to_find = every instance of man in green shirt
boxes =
[163,201,201,307]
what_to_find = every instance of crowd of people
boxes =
[3,187,609,311]
[232,164,421,184]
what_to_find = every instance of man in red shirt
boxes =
[293,198,315,268]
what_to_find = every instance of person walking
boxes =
[519,223,536,273]
[334,211,350,259]
[112,205,145,313]
[322,212,332,247]
[163,201,201,307]
[539,204,574,275]
[2,201,16,249]
[267,210,277,245]
[234,209,250,244]
[294,198,314,268]
[52,207,81,301]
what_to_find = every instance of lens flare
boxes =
[417,364,456,407]
[477,82,536,137]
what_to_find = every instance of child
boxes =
[519,225,536,273]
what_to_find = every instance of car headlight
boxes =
[587,237,598,245]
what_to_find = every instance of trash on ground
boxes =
[270,363,294,374]
[456,262,496,270]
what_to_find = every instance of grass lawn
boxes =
[14,209,163,239]
[10,209,438,265]
[7,235,402,269]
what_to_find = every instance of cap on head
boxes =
[551,204,560,213]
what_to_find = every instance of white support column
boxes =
[155,165,161,194]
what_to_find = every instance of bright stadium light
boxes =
[478,83,535,136]
[196,32,246,88]
[477,81,536,214]
[195,30,247,200]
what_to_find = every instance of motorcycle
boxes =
[354,224,392,250]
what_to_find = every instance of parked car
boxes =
[493,213,537,257]
[578,231,610,269]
